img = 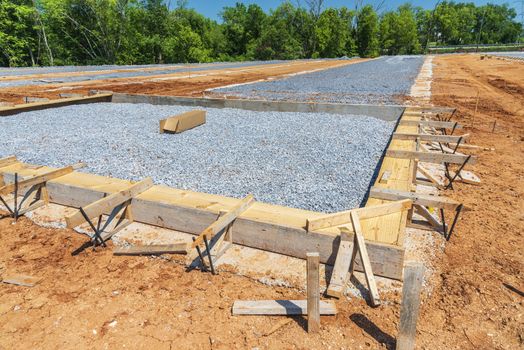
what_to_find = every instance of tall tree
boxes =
[0,0,38,66]
[356,5,379,57]
[380,4,421,55]
[315,8,350,57]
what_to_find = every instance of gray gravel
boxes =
[213,56,425,104]
[489,51,524,59]
[0,103,394,212]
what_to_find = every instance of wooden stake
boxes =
[491,120,497,133]
[473,90,480,122]
[326,232,353,298]
[397,262,425,350]
[351,212,381,307]
[307,252,320,333]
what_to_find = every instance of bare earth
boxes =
[0,54,523,349]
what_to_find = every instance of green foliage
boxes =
[0,1,522,66]
[380,4,421,55]
[356,5,379,58]
[0,0,38,67]
[315,8,352,58]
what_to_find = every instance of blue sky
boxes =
[181,0,520,21]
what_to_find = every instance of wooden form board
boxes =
[326,232,353,298]
[386,150,477,165]
[392,133,470,143]
[0,162,405,280]
[0,166,74,196]
[0,94,113,116]
[362,107,425,245]
[191,194,254,248]
[159,110,206,134]
[0,156,17,168]
[113,243,189,255]
[351,211,380,306]
[307,200,412,231]
[398,120,463,129]
[232,300,337,315]
[369,187,460,210]
[65,177,153,228]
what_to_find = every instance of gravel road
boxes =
[213,56,424,104]
[0,103,394,212]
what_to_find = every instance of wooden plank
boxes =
[393,132,470,143]
[386,150,477,165]
[2,274,41,287]
[449,169,481,185]
[413,204,442,229]
[417,164,445,188]
[351,212,380,307]
[369,187,460,210]
[159,110,206,134]
[0,156,17,168]
[307,199,412,232]
[0,166,75,196]
[192,194,254,248]
[307,252,320,333]
[362,108,419,245]
[65,178,153,228]
[326,232,353,298]
[398,120,463,129]
[0,94,113,116]
[113,243,189,256]
[208,211,233,263]
[24,96,50,103]
[1,166,405,280]
[397,262,425,350]
[232,300,337,316]
[379,170,391,184]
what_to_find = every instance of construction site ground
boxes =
[0,59,363,104]
[0,54,523,349]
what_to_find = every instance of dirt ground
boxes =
[415,54,523,349]
[0,54,523,349]
[0,59,363,104]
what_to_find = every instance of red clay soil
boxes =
[0,215,404,349]
[415,54,523,350]
[0,54,522,349]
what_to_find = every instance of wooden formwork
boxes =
[0,160,406,280]
[0,96,459,281]
[0,94,113,116]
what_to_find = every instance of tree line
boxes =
[0,0,522,67]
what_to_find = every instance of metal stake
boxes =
[447,204,463,241]
[204,236,216,275]
[192,237,208,272]
[445,155,471,190]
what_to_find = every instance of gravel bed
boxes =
[0,103,394,212]
[213,56,425,104]
[0,64,163,77]
[0,60,286,88]
[489,51,524,59]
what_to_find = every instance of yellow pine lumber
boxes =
[65,177,153,228]
[191,194,254,248]
[306,199,412,232]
